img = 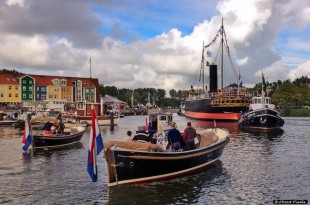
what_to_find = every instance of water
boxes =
[0,115,309,204]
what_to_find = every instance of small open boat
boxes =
[30,116,86,149]
[103,128,229,186]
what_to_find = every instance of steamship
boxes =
[185,19,252,122]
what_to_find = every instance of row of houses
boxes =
[0,73,100,107]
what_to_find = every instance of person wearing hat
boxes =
[167,122,182,151]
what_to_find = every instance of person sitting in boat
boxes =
[43,122,56,136]
[167,122,183,151]
[56,120,65,134]
[132,128,150,142]
[183,122,197,151]
[151,124,166,150]
[125,131,132,141]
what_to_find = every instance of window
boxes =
[8,86,12,90]
[29,87,32,91]
[54,79,60,86]
[9,93,12,97]
[41,94,46,100]
[86,89,89,93]
[49,95,54,99]
[61,80,67,86]
[37,87,40,91]
[15,86,18,90]
[37,94,40,98]
[23,94,26,98]
[23,86,26,91]
[23,80,26,84]
[0,85,4,90]
[54,95,57,98]
[42,87,46,92]
[15,94,18,98]
[61,88,66,92]
[29,94,32,98]
[29,81,32,84]
[0,93,3,97]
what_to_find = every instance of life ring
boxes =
[260,117,266,124]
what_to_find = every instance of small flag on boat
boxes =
[207,51,212,57]
[262,73,267,93]
[87,110,103,182]
[146,116,150,132]
[22,120,32,152]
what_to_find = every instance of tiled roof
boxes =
[0,73,21,85]
[0,73,98,88]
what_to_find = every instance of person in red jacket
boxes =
[183,122,197,151]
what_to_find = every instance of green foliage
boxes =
[0,69,24,74]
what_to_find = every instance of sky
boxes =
[1,0,309,92]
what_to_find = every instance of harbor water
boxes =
[0,115,309,204]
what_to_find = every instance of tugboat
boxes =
[239,73,284,130]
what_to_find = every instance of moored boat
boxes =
[62,101,120,126]
[185,19,251,121]
[103,128,229,186]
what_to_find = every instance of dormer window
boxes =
[53,79,60,86]
[61,79,67,86]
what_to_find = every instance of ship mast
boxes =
[201,41,205,92]
[89,57,92,103]
[221,18,224,91]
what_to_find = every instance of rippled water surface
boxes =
[0,115,309,204]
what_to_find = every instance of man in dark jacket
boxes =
[167,122,182,151]
[183,122,197,151]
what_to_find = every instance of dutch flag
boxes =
[87,110,103,182]
[22,120,32,152]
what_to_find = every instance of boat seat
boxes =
[103,140,163,152]
[63,128,70,135]
[196,130,219,149]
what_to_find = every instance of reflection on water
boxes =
[0,115,309,204]
[107,161,225,205]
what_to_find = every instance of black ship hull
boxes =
[32,129,85,149]
[239,108,284,130]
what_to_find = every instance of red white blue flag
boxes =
[22,120,32,152]
[87,110,103,182]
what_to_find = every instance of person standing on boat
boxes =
[183,122,197,151]
[167,122,182,151]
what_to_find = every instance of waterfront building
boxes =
[0,73,99,107]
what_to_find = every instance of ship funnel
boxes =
[209,64,218,92]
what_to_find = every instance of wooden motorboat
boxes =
[30,116,86,149]
[103,128,230,186]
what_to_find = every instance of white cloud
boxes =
[288,61,310,80]
[6,0,25,7]
[0,0,309,92]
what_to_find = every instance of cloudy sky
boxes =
[1,0,309,92]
